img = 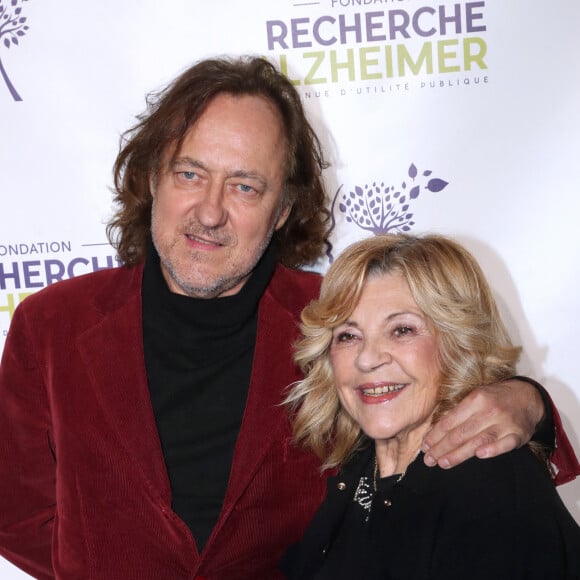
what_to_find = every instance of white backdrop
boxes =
[1,1,579,577]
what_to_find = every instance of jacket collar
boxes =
[77,261,308,520]
[216,264,306,524]
[76,263,173,499]
[329,443,433,505]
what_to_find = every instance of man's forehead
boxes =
[161,95,288,176]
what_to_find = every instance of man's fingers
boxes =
[475,433,524,460]
[423,429,524,468]
[421,382,538,469]
[423,424,499,468]
[421,401,479,453]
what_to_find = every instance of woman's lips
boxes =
[357,382,407,404]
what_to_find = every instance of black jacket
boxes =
[282,446,580,579]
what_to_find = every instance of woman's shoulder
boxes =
[393,449,580,579]
[409,447,564,520]
[417,447,547,489]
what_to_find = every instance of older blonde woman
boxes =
[282,234,580,580]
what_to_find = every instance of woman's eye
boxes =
[335,331,357,343]
[393,326,413,337]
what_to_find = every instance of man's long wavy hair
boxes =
[285,234,531,470]
[107,56,330,268]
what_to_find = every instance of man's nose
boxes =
[194,181,228,228]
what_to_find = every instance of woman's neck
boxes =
[374,424,430,477]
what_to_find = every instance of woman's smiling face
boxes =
[330,271,441,445]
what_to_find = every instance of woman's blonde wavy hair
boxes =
[285,234,525,470]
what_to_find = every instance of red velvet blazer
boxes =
[0,263,327,579]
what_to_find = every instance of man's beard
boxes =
[153,219,277,299]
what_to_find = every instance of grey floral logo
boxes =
[326,163,449,262]
[0,0,30,101]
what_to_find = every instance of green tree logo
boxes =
[0,0,30,101]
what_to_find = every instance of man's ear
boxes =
[274,203,292,231]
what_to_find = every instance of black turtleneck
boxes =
[141,243,277,551]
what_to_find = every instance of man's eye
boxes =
[182,171,197,180]
[237,183,255,194]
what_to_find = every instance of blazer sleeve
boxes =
[515,375,580,486]
[0,303,56,579]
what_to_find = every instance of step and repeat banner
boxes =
[1,1,579,576]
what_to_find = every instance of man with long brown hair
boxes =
[0,56,577,579]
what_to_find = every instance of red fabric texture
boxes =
[0,263,578,578]
[0,264,327,579]
[546,392,580,486]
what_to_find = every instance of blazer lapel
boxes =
[76,265,171,500]
[220,281,300,514]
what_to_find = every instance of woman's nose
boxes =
[355,339,393,372]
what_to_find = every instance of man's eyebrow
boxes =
[172,156,206,171]
[229,169,268,189]
[173,157,269,189]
